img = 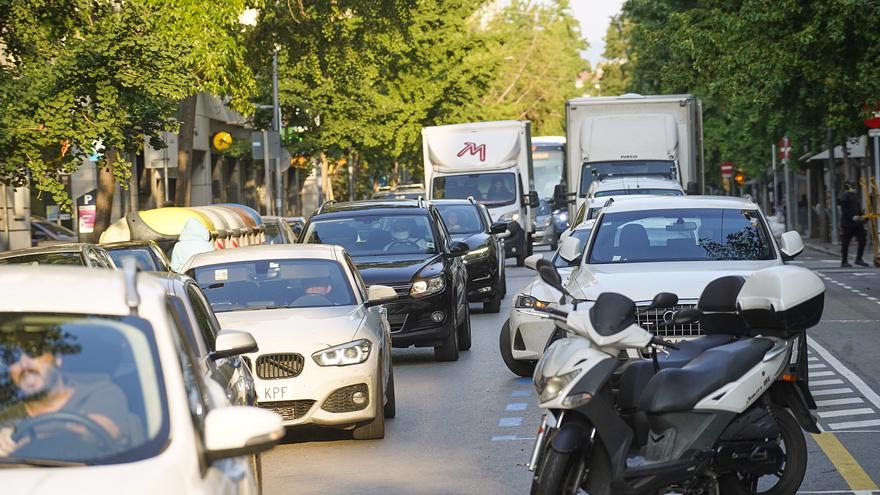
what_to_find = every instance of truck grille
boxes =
[255,353,304,379]
[260,399,315,421]
[636,304,703,338]
[387,314,408,333]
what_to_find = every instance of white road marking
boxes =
[828,419,880,430]
[491,435,536,442]
[505,403,528,412]
[809,363,828,369]
[498,417,523,427]
[811,371,836,377]
[818,408,876,419]
[812,379,845,386]
[809,338,880,411]
[812,388,854,396]
[816,398,865,407]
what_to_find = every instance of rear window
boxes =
[0,252,84,266]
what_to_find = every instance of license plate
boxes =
[261,385,292,401]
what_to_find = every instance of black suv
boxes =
[301,199,471,362]
[432,199,507,313]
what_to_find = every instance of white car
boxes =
[499,220,594,377]
[182,244,398,440]
[0,265,282,495]
[566,195,804,345]
[572,177,685,229]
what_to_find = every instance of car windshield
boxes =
[588,208,775,264]
[263,222,288,244]
[594,188,683,198]
[303,215,438,256]
[0,252,84,266]
[107,248,160,271]
[532,147,565,199]
[435,205,483,235]
[553,228,591,268]
[33,222,76,238]
[536,199,552,216]
[432,172,517,207]
[192,259,356,312]
[579,161,676,196]
[0,313,168,465]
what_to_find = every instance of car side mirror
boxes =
[449,241,469,257]
[524,253,543,270]
[553,184,567,209]
[558,236,582,264]
[204,406,284,462]
[366,284,397,306]
[524,190,540,208]
[779,230,804,261]
[211,330,258,360]
[490,221,508,235]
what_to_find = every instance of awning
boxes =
[806,136,867,162]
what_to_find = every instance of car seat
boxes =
[618,224,650,260]
[365,229,392,252]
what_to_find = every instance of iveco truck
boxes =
[422,120,538,266]
[565,94,704,212]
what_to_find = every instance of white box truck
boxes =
[564,94,704,212]
[422,120,539,266]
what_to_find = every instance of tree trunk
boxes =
[91,150,117,243]
[175,94,198,207]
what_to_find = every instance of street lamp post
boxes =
[272,49,283,217]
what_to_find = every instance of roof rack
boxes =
[591,167,677,180]
[603,197,615,208]
[416,196,427,208]
[315,199,336,215]
[466,196,477,205]
[742,194,756,204]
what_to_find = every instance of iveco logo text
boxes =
[619,154,638,159]
[458,142,487,161]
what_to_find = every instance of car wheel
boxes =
[526,234,534,256]
[458,300,472,351]
[384,368,396,419]
[501,269,507,297]
[516,249,527,267]
[484,289,502,313]
[434,319,460,362]
[500,319,536,377]
[549,231,558,251]
[353,369,386,440]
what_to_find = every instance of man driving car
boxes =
[389,219,429,251]
[0,328,131,457]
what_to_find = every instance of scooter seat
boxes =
[617,335,736,410]
[638,338,774,414]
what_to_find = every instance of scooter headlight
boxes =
[515,294,551,310]
[534,369,579,403]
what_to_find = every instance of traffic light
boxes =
[734,171,746,186]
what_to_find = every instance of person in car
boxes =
[0,329,131,457]
[389,219,429,251]
[487,178,512,202]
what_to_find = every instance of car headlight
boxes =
[312,339,372,366]
[515,294,551,310]
[539,216,552,228]
[500,211,520,223]
[464,246,489,262]
[534,369,579,403]
[411,275,445,297]
[556,212,568,222]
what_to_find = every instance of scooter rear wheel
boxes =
[718,406,807,495]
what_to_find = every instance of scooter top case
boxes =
[737,265,825,336]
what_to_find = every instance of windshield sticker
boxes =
[215,269,228,281]
[612,255,621,261]
[427,242,435,250]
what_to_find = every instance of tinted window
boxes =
[185,285,218,351]
[192,259,356,312]
[304,215,438,256]
[33,221,76,239]
[435,205,484,234]
[579,160,676,196]
[0,252,84,266]
[532,148,565,199]
[536,199,551,216]
[432,172,517,207]
[108,248,160,271]
[263,221,288,244]
[588,208,775,264]
[0,313,168,464]
[553,229,591,268]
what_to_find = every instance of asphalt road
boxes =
[262,248,880,495]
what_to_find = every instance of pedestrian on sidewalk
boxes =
[838,181,868,267]
[171,218,214,272]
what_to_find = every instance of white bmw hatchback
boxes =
[0,265,283,495]
[182,244,398,440]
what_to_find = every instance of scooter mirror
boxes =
[536,258,566,295]
[640,292,678,313]
[670,308,703,325]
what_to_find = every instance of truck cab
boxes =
[422,120,539,266]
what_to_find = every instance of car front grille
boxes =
[255,353,304,379]
[387,283,412,296]
[387,313,408,333]
[260,399,315,421]
[635,304,703,338]
[321,383,370,413]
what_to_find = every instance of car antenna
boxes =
[122,257,140,316]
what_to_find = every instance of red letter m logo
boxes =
[457,142,486,162]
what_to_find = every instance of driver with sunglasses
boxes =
[0,330,130,457]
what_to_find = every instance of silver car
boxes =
[182,244,398,440]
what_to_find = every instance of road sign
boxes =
[777,137,791,159]
[76,189,97,234]
[251,131,280,160]
[720,161,733,178]
[213,131,233,152]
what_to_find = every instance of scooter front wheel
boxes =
[530,447,582,495]
[718,406,807,495]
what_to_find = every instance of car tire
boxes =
[549,231,558,251]
[516,249,527,267]
[500,319,537,377]
[501,269,507,297]
[434,319,460,362]
[384,367,396,419]
[484,289,502,313]
[526,234,533,256]
[353,371,386,440]
[458,300,472,351]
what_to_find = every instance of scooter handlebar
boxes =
[651,336,680,350]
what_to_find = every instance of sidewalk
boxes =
[803,239,839,258]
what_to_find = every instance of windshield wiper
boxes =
[0,456,88,467]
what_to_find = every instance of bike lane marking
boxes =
[811,432,880,492]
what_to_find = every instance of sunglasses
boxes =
[1,343,52,365]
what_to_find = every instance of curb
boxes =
[804,241,838,258]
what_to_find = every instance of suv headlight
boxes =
[500,211,520,223]
[534,369,579,403]
[463,246,489,262]
[515,294,551,310]
[312,339,372,366]
[539,216,552,228]
[411,275,445,297]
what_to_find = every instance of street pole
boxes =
[784,137,792,232]
[827,128,838,245]
[771,144,778,211]
[272,49,283,216]
[872,130,880,248]
[262,129,271,215]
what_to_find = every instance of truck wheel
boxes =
[500,320,536,377]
